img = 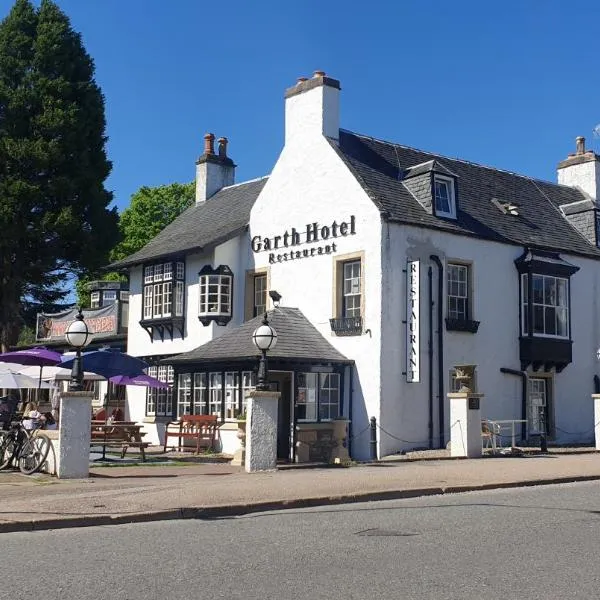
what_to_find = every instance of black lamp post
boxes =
[65,308,91,391]
[252,313,278,391]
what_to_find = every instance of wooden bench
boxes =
[163,415,218,454]
[90,421,150,461]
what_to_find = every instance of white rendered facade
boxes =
[120,72,600,460]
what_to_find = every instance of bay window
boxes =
[521,274,569,338]
[198,265,234,326]
[141,260,185,340]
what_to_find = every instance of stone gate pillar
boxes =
[58,391,92,479]
[245,390,280,472]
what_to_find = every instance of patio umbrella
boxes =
[18,365,105,382]
[110,374,169,389]
[0,347,62,389]
[60,348,148,379]
[0,366,57,389]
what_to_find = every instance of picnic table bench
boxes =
[90,421,149,461]
[163,415,218,454]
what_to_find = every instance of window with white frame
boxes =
[296,372,341,422]
[177,373,191,416]
[447,263,470,321]
[208,372,222,416]
[521,274,569,338]
[528,377,551,435]
[433,176,456,218]
[198,265,233,326]
[177,370,255,419]
[342,260,361,318]
[253,274,267,317]
[90,291,100,309]
[146,365,174,417]
[102,290,117,306]
[142,261,185,321]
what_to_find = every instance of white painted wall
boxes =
[250,130,383,460]
[380,222,600,456]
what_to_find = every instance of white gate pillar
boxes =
[58,391,92,479]
[593,394,600,450]
[449,392,484,458]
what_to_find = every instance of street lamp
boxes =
[65,308,91,391]
[252,313,278,391]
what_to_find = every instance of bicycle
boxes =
[0,418,51,475]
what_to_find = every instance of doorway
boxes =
[268,371,293,461]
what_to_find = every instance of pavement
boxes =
[2,447,600,533]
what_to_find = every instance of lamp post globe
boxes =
[66,308,91,391]
[252,314,277,390]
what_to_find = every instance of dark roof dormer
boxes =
[401,159,458,219]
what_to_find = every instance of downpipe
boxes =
[429,255,444,448]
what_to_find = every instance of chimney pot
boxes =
[313,70,326,78]
[576,136,586,155]
[217,137,228,158]
[204,133,215,155]
[297,77,308,84]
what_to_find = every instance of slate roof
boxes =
[167,307,353,366]
[110,177,269,269]
[334,130,600,259]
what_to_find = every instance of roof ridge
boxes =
[220,175,269,191]
[340,128,565,190]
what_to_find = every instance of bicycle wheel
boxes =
[0,432,17,470]
[18,433,51,475]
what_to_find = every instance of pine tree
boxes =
[0,0,119,350]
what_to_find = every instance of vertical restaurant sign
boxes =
[406,260,420,383]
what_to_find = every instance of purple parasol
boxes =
[0,347,62,367]
[0,347,63,389]
[110,374,168,389]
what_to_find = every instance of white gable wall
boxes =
[250,132,384,459]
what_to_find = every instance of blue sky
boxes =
[2,0,600,213]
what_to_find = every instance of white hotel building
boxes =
[111,72,600,461]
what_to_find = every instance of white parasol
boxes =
[0,366,57,389]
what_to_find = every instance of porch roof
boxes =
[166,307,353,366]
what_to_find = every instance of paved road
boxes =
[4,481,600,600]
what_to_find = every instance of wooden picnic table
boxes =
[90,421,149,461]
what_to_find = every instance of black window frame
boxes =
[198,265,234,327]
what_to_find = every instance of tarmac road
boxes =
[3,480,600,600]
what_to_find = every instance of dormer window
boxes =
[198,265,233,326]
[433,175,456,218]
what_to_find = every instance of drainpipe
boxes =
[500,367,528,441]
[348,364,354,458]
[429,255,444,448]
[594,374,600,394]
[427,266,434,449]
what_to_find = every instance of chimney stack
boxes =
[557,136,600,199]
[195,132,235,203]
[284,70,341,145]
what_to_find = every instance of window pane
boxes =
[544,307,556,335]
[254,274,267,316]
[193,373,207,415]
[209,372,222,418]
[544,277,557,306]
[532,276,543,303]
[176,262,185,280]
[434,180,451,213]
[533,305,544,334]
[177,373,191,417]
[163,263,173,281]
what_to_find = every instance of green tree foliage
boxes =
[0,0,119,349]
[109,182,195,263]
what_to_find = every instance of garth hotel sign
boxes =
[251,215,356,264]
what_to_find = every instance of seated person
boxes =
[22,402,44,430]
[0,397,11,431]
[43,412,57,430]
